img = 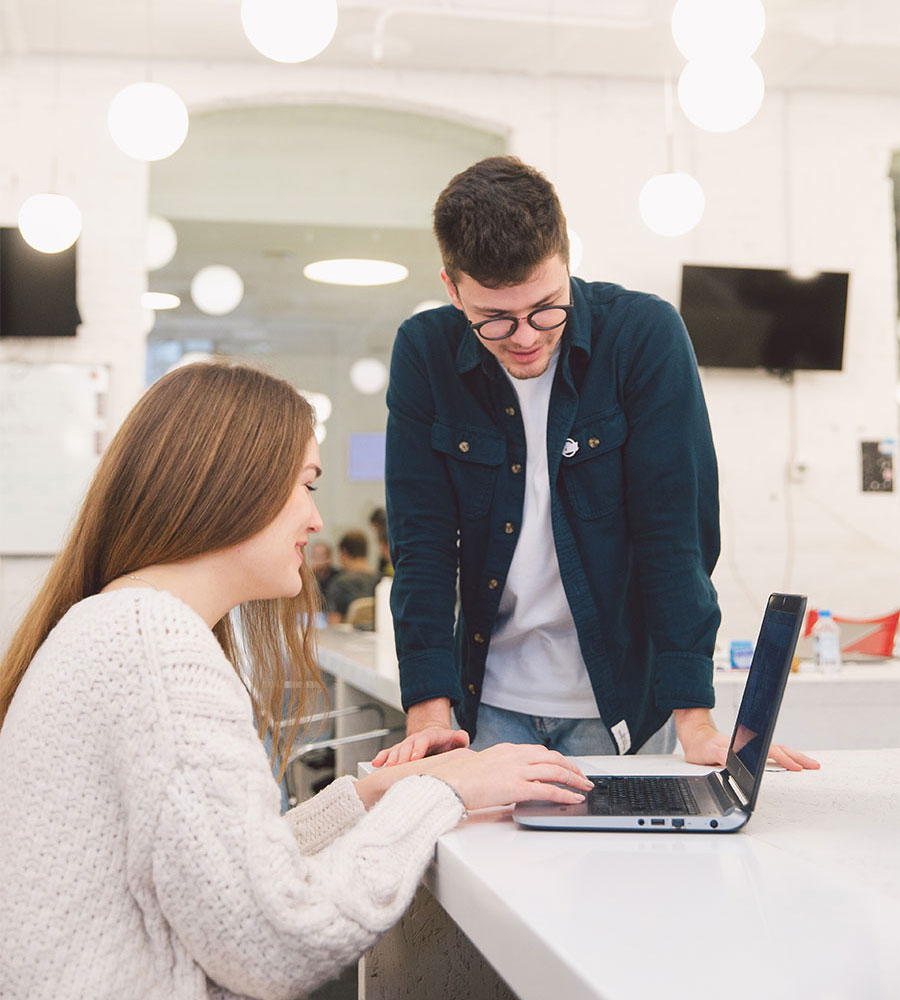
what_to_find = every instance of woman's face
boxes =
[234,435,323,600]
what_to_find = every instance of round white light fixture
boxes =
[638,173,705,237]
[241,0,338,63]
[567,228,584,273]
[678,57,765,132]
[141,291,181,310]
[146,215,178,270]
[108,82,189,161]
[672,0,765,60]
[17,193,82,253]
[303,258,408,286]
[350,358,388,395]
[413,299,447,314]
[314,423,327,444]
[301,390,333,424]
[190,265,245,316]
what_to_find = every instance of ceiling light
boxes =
[678,57,765,132]
[241,0,338,63]
[190,265,245,316]
[146,215,178,270]
[350,358,388,395]
[638,173,705,237]
[142,291,181,310]
[314,423,327,444]
[567,228,584,273]
[17,193,82,253]
[301,390,332,424]
[413,299,447,314]
[303,258,409,286]
[672,0,765,60]
[108,82,189,161]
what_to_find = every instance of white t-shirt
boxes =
[480,346,600,718]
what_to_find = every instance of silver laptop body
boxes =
[513,593,806,833]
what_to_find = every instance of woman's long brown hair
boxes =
[0,362,325,778]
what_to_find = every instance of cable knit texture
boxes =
[0,589,464,1000]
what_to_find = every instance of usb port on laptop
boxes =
[650,818,664,826]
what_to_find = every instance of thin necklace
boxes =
[127,573,157,589]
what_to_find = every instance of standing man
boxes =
[377,157,806,770]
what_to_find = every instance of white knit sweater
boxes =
[0,589,464,1000]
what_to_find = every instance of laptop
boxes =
[513,593,806,833]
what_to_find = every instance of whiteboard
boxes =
[0,362,109,555]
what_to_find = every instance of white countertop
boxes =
[422,749,900,1000]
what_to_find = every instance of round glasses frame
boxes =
[468,303,573,342]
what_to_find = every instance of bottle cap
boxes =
[819,609,832,617]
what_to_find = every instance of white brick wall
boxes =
[1,56,898,651]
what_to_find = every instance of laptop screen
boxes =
[727,594,806,805]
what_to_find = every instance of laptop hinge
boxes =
[707,770,747,814]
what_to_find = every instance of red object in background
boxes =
[803,609,900,658]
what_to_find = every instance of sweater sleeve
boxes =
[283,775,366,855]
[145,638,464,1000]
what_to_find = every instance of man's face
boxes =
[441,255,570,380]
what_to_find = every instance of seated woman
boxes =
[0,362,591,999]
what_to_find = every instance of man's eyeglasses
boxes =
[468,303,573,342]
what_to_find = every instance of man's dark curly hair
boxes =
[433,156,569,288]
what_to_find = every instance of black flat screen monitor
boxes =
[679,264,848,371]
[0,226,81,337]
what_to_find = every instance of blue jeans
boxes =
[470,703,677,756]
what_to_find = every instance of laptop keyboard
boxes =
[587,776,701,816]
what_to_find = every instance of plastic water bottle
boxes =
[812,610,842,673]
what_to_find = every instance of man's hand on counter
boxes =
[674,707,820,771]
[372,697,470,767]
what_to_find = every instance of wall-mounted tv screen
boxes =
[679,264,848,371]
[0,227,81,337]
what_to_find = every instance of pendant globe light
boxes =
[108,82,189,161]
[190,265,245,316]
[241,0,338,63]
[145,215,178,270]
[350,358,388,395]
[639,173,705,237]
[17,193,82,253]
[671,0,765,61]
[639,79,705,238]
[677,57,765,133]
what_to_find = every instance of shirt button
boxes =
[505,406,516,417]
[588,437,600,448]
[468,683,478,695]
[504,522,515,534]
[474,633,485,644]
[458,441,470,453]
[511,463,522,474]
[488,578,499,590]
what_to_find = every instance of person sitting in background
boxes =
[369,506,393,577]
[324,529,380,623]
[0,362,591,1000]
[309,539,339,605]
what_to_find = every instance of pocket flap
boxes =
[561,408,627,465]
[431,422,506,466]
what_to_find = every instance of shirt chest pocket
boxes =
[560,408,628,519]
[432,422,506,519]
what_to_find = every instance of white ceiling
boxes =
[4,0,899,94]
